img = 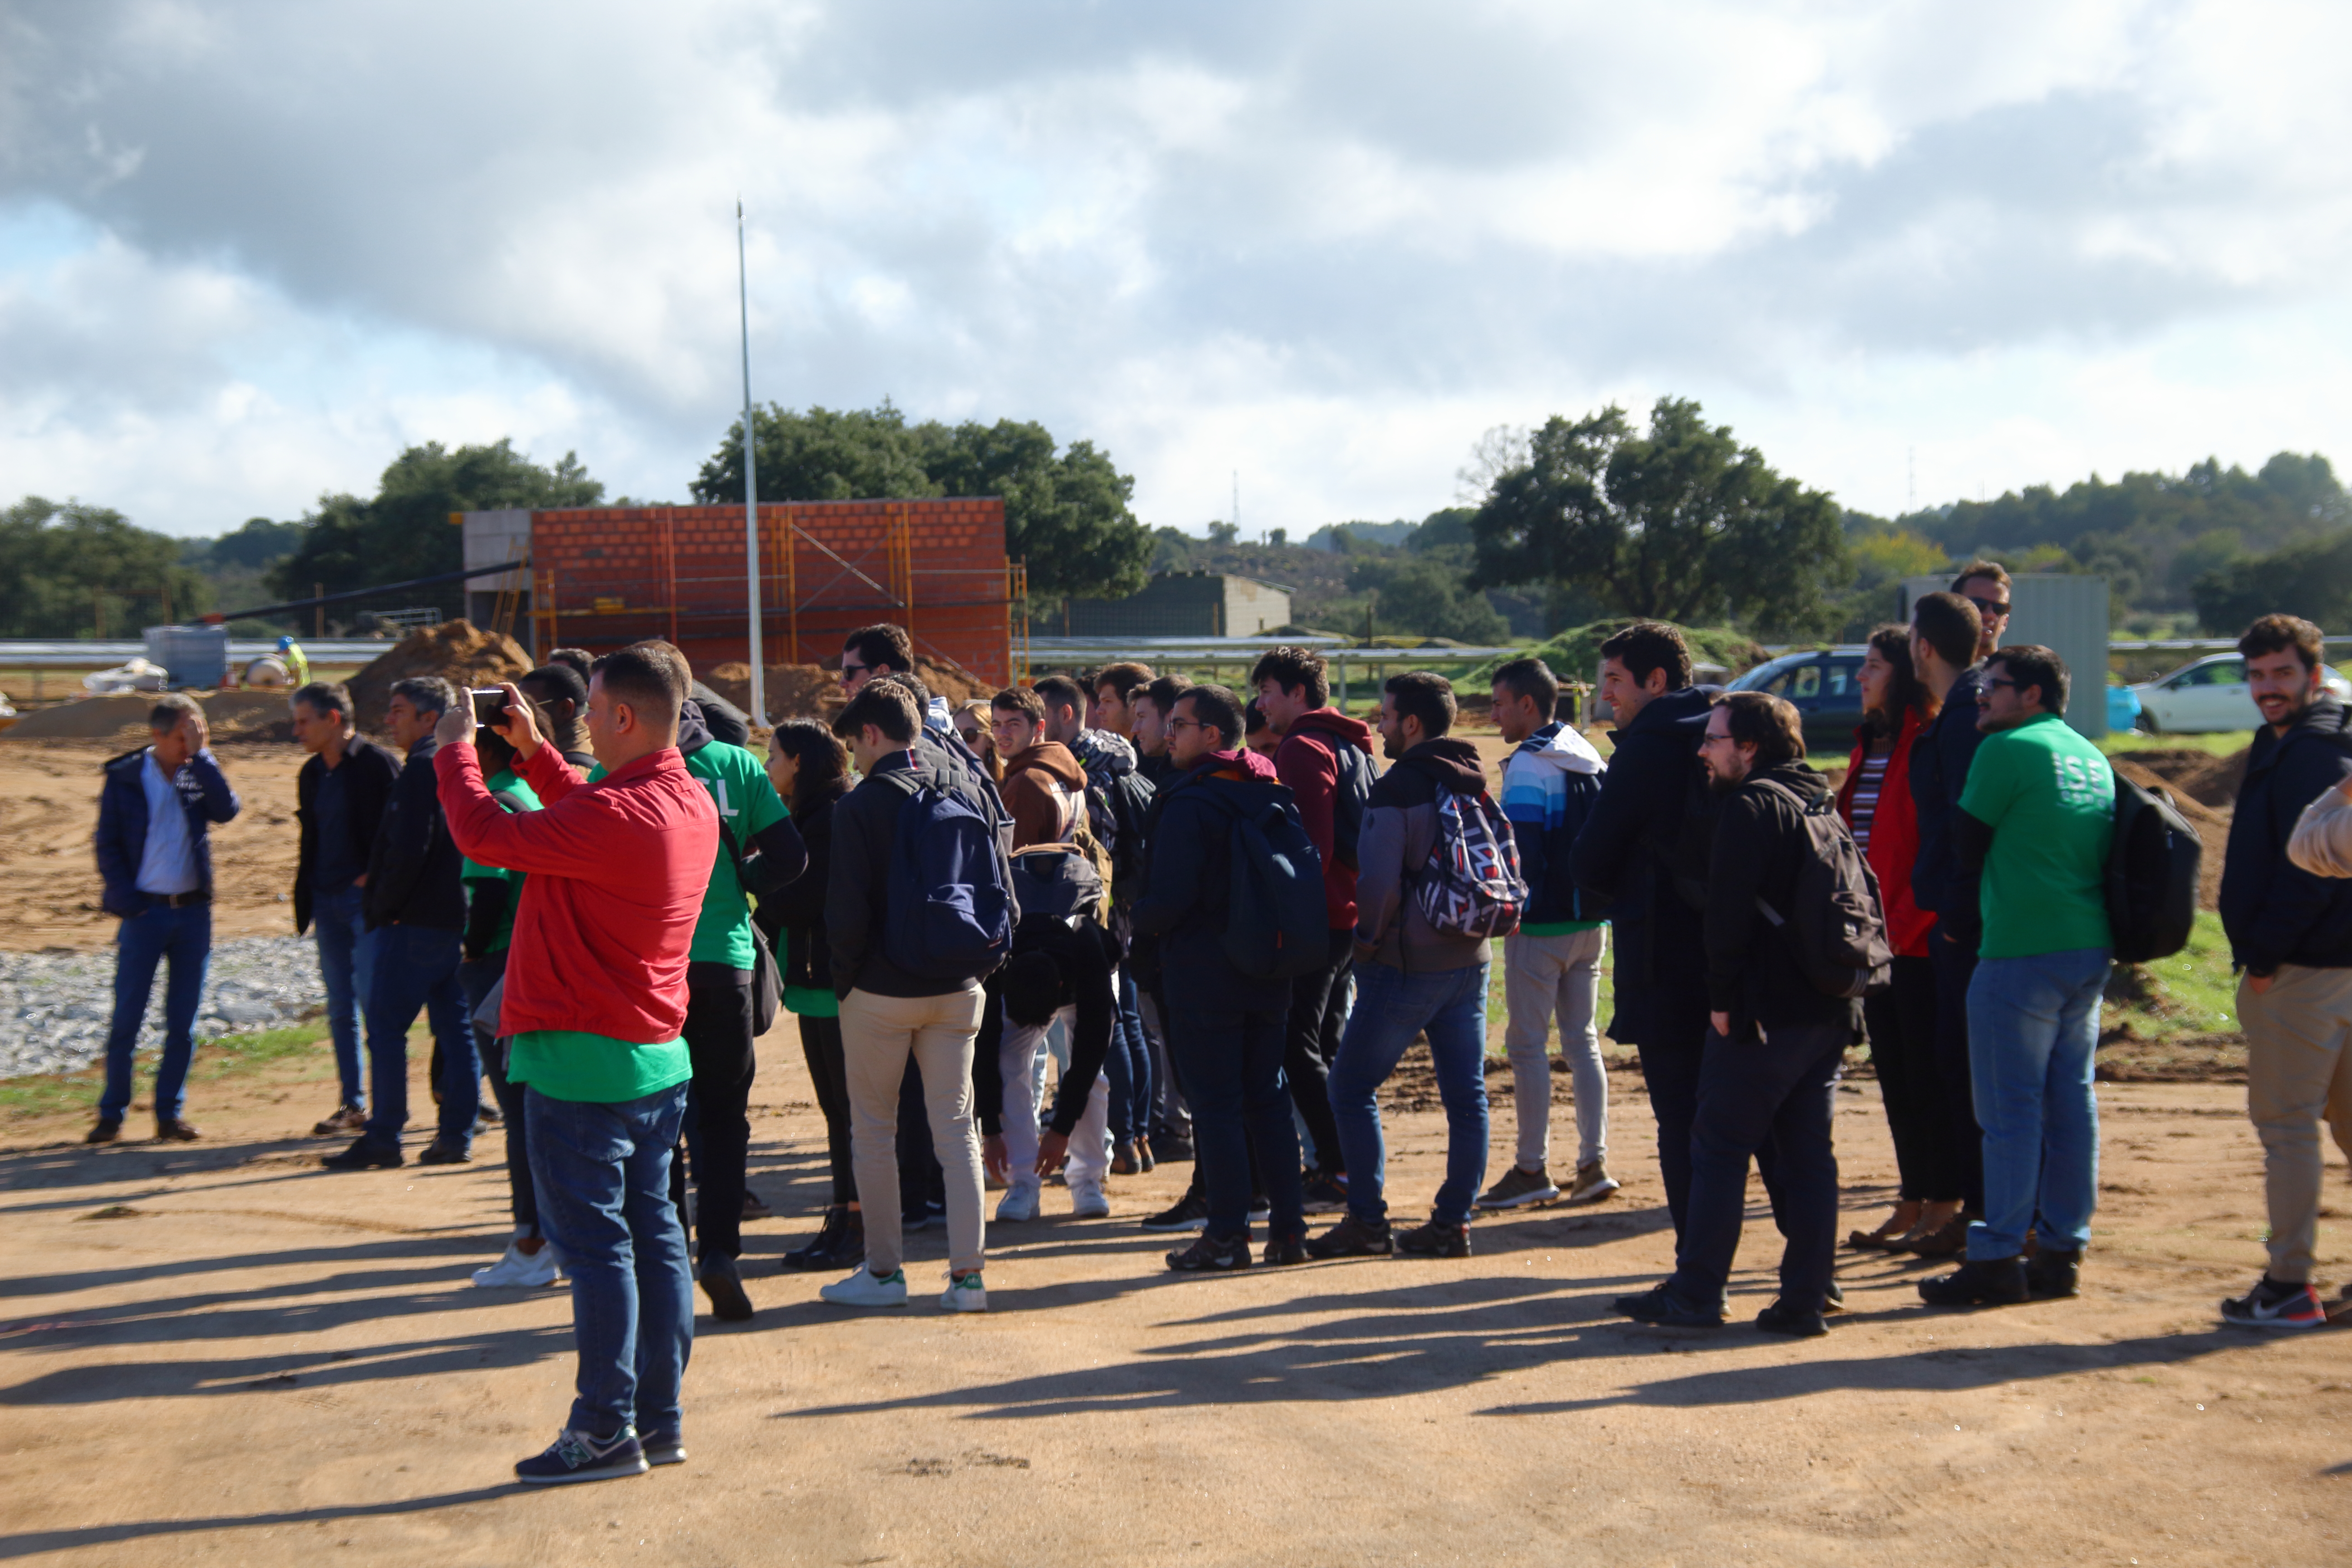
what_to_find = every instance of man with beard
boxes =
[1617,692,1857,1335]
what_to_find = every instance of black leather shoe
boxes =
[783,1206,855,1270]
[1262,1230,1308,1266]
[85,1119,123,1146]
[2024,1247,2081,1299]
[1757,1299,1829,1337]
[416,1141,471,1166]
[1618,1285,1725,1328]
[698,1254,755,1322]
[321,1137,403,1171]
[1395,1218,1471,1259]
[1304,1212,1393,1259]
[154,1117,202,1142]
[1918,1256,2029,1307]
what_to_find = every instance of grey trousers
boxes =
[841,985,988,1275]
[2239,964,2352,1284]
[1501,926,1610,1172]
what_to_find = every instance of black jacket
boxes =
[1909,665,1990,921]
[2221,694,2352,974]
[756,780,845,994]
[1704,760,1863,1041]
[1570,685,1715,1041]
[363,738,466,931]
[972,914,1119,1137]
[293,735,401,935]
[1129,755,1301,1014]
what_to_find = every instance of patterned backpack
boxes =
[1411,788,1529,940]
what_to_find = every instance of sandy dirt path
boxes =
[1,1014,2345,1566]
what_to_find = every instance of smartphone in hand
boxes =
[470,687,510,725]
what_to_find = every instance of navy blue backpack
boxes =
[1215,793,1329,981]
[883,773,1014,983]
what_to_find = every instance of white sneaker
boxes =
[472,1241,560,1289]
[940,1272,989,1312]
[818,1265,908,1308]
[995,1183,1040,1223]
[1069,1180,1110,1219]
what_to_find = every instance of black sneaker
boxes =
[1142,1188,1210,1233]
[1395,1218,1471,1259]
[1249,1190,1270,1217]
[1756,1299,1829,1337]
[1918,1257,2029,1308]
[2024,1248,2080,1300]
[698,1253,754,1323]
[1301,1171,1350,1214]
[641,1430,686,1467]
[2220,1275,2326,1331]
[321,1137,402,1171]
[1166,1232,1252,1272]
[1617,1285,1724,1328]
[1305,1212,1393,1259]
[514,1426,649,1485]
[1262,1230,1308,1266]
[417,1141,471,1166]
[85,1118,122,1146]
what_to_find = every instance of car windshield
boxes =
[1729,654,1813,696]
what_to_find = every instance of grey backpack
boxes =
[1753,779,1892,999]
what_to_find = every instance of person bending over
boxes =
[976,886,1121,1222]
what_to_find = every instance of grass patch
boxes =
[0,1019,343,1124]
[2098,728,2254,758]
[2105,908,2239,1040]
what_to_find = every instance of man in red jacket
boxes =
[432,643,718,1487]
[1252,646,1375,1210]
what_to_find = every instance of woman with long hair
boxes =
[1836,625,1965,1252]
[952,699,1002,782]
[758,719,863,1270]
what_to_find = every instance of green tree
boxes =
[2193,532,2352,634]
[0,497,210,638]
[1345,553,1510,643]
[268,441,603,619]
[1469,398,1848,634]
[692,402,1148,603]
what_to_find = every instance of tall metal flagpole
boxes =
[738,199,766,724]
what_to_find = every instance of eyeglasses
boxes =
[1984,676,2020,691]
[1966,596,2011,619]
[1166,716,1205,733]
[840,661,872,679]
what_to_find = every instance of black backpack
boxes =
[1752,779,1892,999]
[2106,773,2201,964]
[1329,743,1376,871]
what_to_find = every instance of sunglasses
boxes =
[1966,596,2011,618]
[840,661,872,679]
[1983,676,2021,692]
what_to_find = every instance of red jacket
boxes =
[1834,706,1933,959]
[1273,707,1374,931]
[436,743,718,1043]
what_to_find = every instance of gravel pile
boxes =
[0,935,327,1081]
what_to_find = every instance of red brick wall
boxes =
[527,499,1012,686]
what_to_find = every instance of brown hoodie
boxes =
[1001,741,1090,851]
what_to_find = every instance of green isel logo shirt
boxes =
[590,739,787,970]
[1958,712,2116,960]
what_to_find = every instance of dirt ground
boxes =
[1,1017,2346,1566]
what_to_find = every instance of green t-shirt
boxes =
[1958,713,2116,960]
[458,770,541,956]
[783,982,839,1018]
[510,1028,692,1105]
[591,742,789,971]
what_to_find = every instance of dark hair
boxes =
[1864,625,1927,732]
[843,623,914,676]
[389,676,457,719]
[1715,691,1805,769]
[1176,684,1245,749]
[1248,646,1329,709]
[2240,613,2324,673]
[770,718,852,808]
[833,680,919,744]
[1599,622,1692,691]
[520,662,591,711]
[548,648,595,680]
[873,669,931,712]
[1910,591,1981,671]
[1243,696,1269,735]
[1002,950,1066,1028]
[588,643,689,733]
[291,681,351,720]
[1989,644,2068,715]
[1093,662,1154,702]
[1950,559,2011,594]
[149,691,202,730]
[1384,671,1456,738]
[1032,675,1086,719]
[991,686,1046,725]
[1137,675,1187,720]
[1489,656,1558,715]
[478,690,549,776]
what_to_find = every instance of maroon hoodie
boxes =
[1272,706,1376,931]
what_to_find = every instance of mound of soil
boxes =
[701,657,990,722]
[2109,756,2232,910]
[0,688,297,746]
[2117,746,2246,808]
[346,621,531,732]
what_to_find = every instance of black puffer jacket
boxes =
[2221,694,2352,975]
[1703,760,1864,1042]
[756,779,845,995]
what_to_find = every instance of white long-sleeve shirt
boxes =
[2287,784,2352,878]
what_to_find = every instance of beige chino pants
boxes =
[840,985,988,1277]
[2237,964,2352,1284]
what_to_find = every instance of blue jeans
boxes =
[1667,1023,1845,1312]
[361,924,475,1152]
[1326,959,1491,1226]
[1103,969,1154,1143]
[1965,947,2110,1261]
[1165,993,1306,1239]
[98,900,211,1123]
[526,1084,692,1440]
[312,884,378,1109]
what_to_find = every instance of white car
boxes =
[2132,653,2352,734]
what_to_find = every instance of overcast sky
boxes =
[3,0,2348,540]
